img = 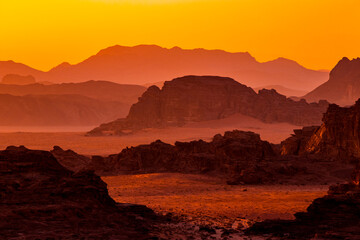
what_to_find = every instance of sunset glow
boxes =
[1,0,360,70]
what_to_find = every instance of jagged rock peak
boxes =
[329,57,360,80]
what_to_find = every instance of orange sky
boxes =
[1,0,359,71]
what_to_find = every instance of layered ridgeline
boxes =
[282,99,360,162]
[305,57,360,106]
[0,80,146,104]
[0,45,328,91]
[0,146,159,239]
[0,94,130,126]
[88,76,329,136]
[0,81,146,126]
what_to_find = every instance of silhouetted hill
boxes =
[254,85,308,97]
[0,94,130,126]
[0,80,146,104]
[305,57,360,105]
[0,60,44,80]
[88,76,329,136]
[0,45,328,90]
[2,74,36,85]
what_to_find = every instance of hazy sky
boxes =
[1,0,359,71]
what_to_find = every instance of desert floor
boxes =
[0,114,297,155]
[103,173,328,228]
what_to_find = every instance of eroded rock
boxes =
[0,146,158,239]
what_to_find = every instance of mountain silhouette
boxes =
[0,45,328,91]
[0,80,146,104]
[305,57,360,105]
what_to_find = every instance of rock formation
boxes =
[246,166,360,239]
[305,57,360,106]
[281,99,360,163]
[53,130,351,185]
[1,74,36,85]
[280,126,319,155]
[0,146,158,239]
[55,130,274,180]
[88,76,328,136]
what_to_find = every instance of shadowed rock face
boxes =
[305,57,360,106]
[282,99,360,162]
[55,130,274,180]
[280,126,320,155]
[52,130,352,185]
[88,76,328,136]
[0,146,157,239]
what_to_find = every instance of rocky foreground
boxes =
[247,172,360,239]
[0,146,160,239]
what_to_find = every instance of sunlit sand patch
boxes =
[103,173,327,228]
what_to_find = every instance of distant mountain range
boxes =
[0,94,129,126]
[0,45,329,91]
[304,57,360,106]
[254,85,308,97]
[0,80,146,104]
[0,81,147,126]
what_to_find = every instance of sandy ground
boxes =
[103,173,328,228]
[0,114,297,155]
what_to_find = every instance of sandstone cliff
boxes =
[281,99,360,162]
[88,76,328,136]
[0,146,158,239]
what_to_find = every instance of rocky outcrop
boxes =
[305,57,360,106]
[281,99,360,163]
[0,146,158,239]
[53,130,352,185]
[280,126,319,155]
[88,76,328,136]
[51,145,92,172]
[55,131,274,181]
[1,74,36,85]
[247,167,360,239]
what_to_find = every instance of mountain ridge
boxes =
[304,57,360,105]
[0,45,329,90]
